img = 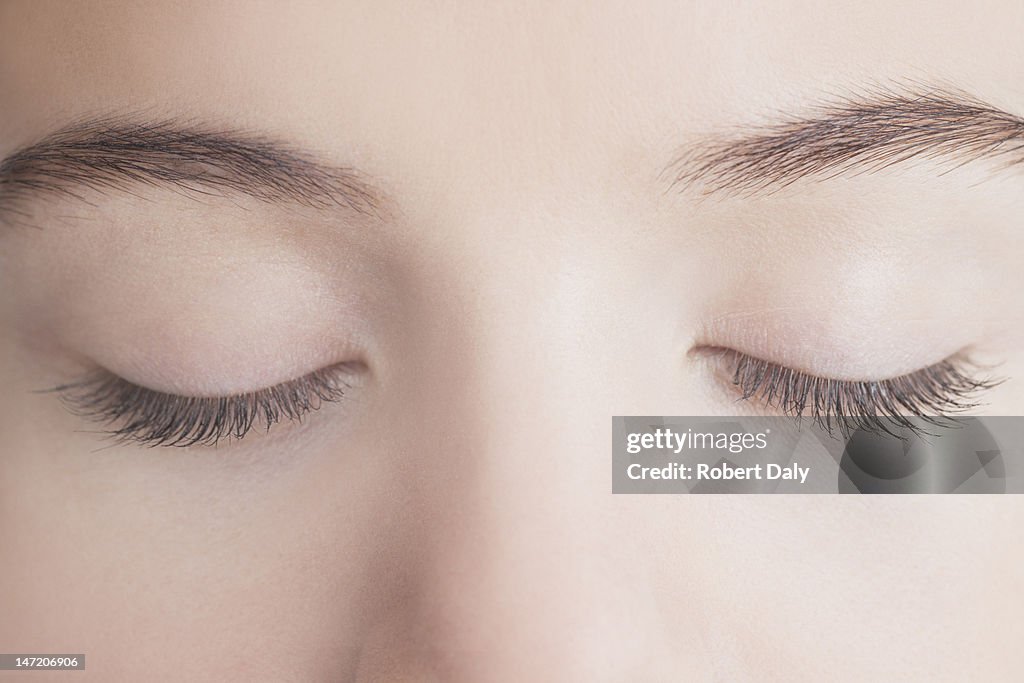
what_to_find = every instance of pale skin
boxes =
[1,1,1023,681]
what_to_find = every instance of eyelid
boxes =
[50,363,361,448]
[699,347,1003,438]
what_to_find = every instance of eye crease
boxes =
[50,363,360,448]
[704,348,1003,438]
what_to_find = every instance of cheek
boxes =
[0,390,405,676]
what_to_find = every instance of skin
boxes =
[1,1,1023,680]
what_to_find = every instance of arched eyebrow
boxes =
[0,117,382,224]
[666,87,1024,197]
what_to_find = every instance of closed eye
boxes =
[50,363,362,448]
[701,348,1003,438]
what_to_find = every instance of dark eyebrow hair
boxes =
[0,117,381,223]
[666,87,1024,196]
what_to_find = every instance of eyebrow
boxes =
[666,87,1024,196]
[0,117,381,223]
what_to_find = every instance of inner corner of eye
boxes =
[684,345,747,382]
[687,344,742,366]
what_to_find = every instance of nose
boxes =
[352,226,711,681]
[354,398,694,682]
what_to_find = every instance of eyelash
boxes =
[53,349,1001,447]
[53,365,354,448]
[717,349,1001,437]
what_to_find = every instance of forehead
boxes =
[1,1,1023,179]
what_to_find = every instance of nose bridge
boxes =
[428,233,616,657]
[366,205,693,680]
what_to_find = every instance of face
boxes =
[1,1,1022,680]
